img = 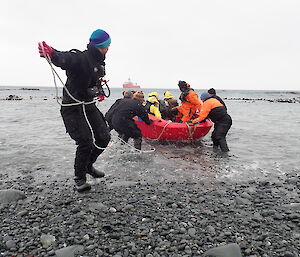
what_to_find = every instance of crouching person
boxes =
[111,91,152,150]
[192,92,232,152]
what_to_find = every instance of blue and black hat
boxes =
[89,29,111,48]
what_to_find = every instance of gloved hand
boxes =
[38,41,53,58]
[146,119,153,125]
[97,95,105,101]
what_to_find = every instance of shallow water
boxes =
[1,86,300,186]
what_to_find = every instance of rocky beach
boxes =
[1,87,300,256]
[1,168,300,257]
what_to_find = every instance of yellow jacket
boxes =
[145,96,162,118]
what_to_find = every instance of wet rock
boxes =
[55,245,84,257]
[203,243,242,257]
[40,234,56,248]
[5,239,17,250]
[0,189,26,203]
[88,202,107,212]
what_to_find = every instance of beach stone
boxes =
[5,239,17,249]
[40,234,56,248]
[235,196,252,205]
[0,189,26,203]
[107,181,137,188]
[55,245,84,257]
[88,202,107,212]
[188,228,196,237]
[203,243,242,257]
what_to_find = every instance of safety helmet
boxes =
[164,91,174,99]
[148,92,159,98]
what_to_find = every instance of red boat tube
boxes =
[134,116,213,141]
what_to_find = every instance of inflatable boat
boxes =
[134,116,213,141]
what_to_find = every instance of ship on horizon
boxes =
[122,78,141,89]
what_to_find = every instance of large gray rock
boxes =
[55,245,84,257]
[0,189,26,204]
[203,243,242,257]
[40,234,56,248]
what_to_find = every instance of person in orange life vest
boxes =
[208,88,227,110]
[192,92,232,152]
[173,81,202,123]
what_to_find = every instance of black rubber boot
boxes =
[87,165,105,178]
[133,137,142,150]
[74,177,91,192]
[219,138,230,152]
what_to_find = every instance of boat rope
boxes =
[115,136,155,154]
[186,123,197,140]
[150,120,172,141]
[40,43,155,154]
[149,119,197,141]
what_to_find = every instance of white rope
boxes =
[39,43,106,150]
[40,42,155,153]
[150,120,172,141]
[147,119,196,141]
[115,136,155,154]
[186,122,197,140]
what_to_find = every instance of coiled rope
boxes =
[39,43,155,154]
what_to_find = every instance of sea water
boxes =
[0,86,299,186]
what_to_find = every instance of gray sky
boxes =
[1,0,300,90]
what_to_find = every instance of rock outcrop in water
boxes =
[224,97,300,103]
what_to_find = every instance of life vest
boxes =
[144,101,156,116]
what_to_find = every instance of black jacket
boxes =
[105,98,122,130]
[51,44,106,104]
[111,98,151,129]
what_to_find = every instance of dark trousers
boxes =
[211,115,232,152]
[61,104,111,179]
[113,118,143,150]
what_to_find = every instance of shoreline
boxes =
[1,171,299,256]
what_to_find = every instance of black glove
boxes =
[146,119,153,125]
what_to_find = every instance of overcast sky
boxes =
[1,0,300,91]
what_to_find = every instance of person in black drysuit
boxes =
[105,90,133,131]
[38,29,112,192]
[192,92,232,152]
[110,92,152,150]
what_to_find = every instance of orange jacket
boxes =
[192,98,223,123]
[177,90,202,122]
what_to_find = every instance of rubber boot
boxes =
[219,138,229,152]
[74,177,91,193]
[87,164,105,178]
[133,137,142,150]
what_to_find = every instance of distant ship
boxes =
[122,78,141,89]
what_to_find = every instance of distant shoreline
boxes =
[0,85,299,94]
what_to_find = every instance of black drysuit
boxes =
[109,98,151,150]
[51,44,111,180]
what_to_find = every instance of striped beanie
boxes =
[89,29,111,48]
